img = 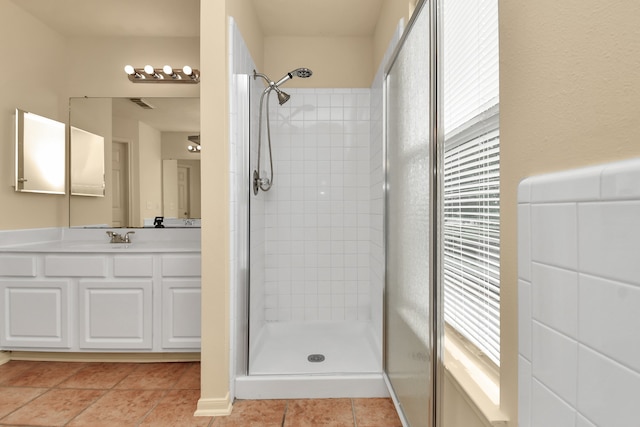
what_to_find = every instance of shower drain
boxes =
[307,354,325,363]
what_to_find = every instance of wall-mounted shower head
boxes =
[274,86,291,105]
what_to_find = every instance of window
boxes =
[443,109,500,366]
[443,0,500,366]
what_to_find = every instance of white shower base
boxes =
[235,321,388,399]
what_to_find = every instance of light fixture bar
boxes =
[124,65,200,84]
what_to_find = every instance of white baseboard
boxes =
[6,351,200,363]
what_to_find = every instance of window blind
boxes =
[443,0,499,132]
[443,120,500,366]
[443,0,500,366]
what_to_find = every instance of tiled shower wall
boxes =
[518,157,640,427]
[260,89,372,322]
[230,18,403,346]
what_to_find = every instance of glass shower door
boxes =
[384,1,440,426]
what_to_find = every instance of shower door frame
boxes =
[382,0,444,425]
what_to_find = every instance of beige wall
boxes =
[373,0,414,72]
[263,36,374,88]
[197,0,232,416]
[227,0,264,70]
[162,132,201,160]
[0,0,68,230]
[261,0,415,89]
[138,122,163,226]
[499,1,640,425]
[113,115,142,227]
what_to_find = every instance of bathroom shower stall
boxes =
[230,15,391,397]
[229,0,440,424]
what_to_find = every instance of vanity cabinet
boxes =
[0,280,72,349]
[0,250,201,353]
[161,254,202,349]
[79,280,153,350]
[162,279,201,349]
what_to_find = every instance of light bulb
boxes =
[163,65,173,75]
[182,65,193,76]
[144,65,154,74]
[124,65,135,75]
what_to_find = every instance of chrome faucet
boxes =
[106,231,135,243]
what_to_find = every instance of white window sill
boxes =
[444,328,509,427]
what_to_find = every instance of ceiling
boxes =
[9,0,383,38]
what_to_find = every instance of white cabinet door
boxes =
[0,280,71,349]
[79,281,152,349]
[162,279,201,349]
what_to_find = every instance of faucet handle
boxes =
[106,231,120,243]
[123,231,135,243]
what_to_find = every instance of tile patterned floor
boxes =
[0,360,402,426]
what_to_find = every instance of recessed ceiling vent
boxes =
[129,98,155,109]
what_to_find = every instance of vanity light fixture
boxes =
[124,64,200,83]
[187,135,201,153]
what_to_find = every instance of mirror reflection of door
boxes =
[178,165,190,218]
[112,140,130,227]
[162,159,179,218]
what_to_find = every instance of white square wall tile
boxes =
[518,177,532,203]
[530,164,602,203]
[530,203,578,269]
[518,280,532,360]
[576,415,597,427]
[577,346,640,427]
[532,322,578,406]
[518,356,532,427]
[601,157,640,200]
[531,380,576,427]
[531,263,578,338]
[578,201,640,287]
[518,203,531,281]
[578,274,640,373]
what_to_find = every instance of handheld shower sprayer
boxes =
[274,68,314,88]
[252,67,313,195]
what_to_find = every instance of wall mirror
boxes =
[14,109,66,195]
[69,97,200,228]
[70,126,105,197]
